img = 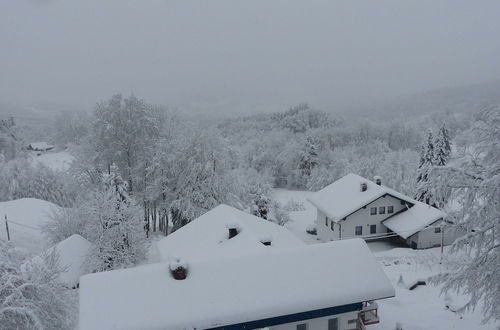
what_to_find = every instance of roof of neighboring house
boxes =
[0,198,61,253]
[79,238,395,330]
[156,204,304,262]
[307,173,415,221]
[383,202,446,239]
[28,234,93,288]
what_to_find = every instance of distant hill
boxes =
[364,80,500,118]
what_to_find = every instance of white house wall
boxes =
[408,221,466,249]
[267,310,359,330]
[317,195,406,242]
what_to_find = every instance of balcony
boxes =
[358,301,380,328]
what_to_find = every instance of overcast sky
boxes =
[1,0,500,113]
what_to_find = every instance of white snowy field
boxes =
[29,149,74,172]
[273,189,500,330]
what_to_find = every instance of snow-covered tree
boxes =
[0,159,76,207]
[90,94,163,192]
[434,122,452,166]
[429,106,500,322]
[83,169,146,271]
[297,134,319,187]
[0,241,75,329]
[415,129,435,204]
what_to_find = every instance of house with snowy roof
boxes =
[27,141,54,152]
[79,238,394,330]
[307,173,462,249]
[155,204,304,262]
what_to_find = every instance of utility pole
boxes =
[440,223,444,264]
[5,215,10,241]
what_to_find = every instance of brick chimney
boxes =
[226,223,240,239]
[169,259,188,280]
[374,176,382,186]
[360,182,368,192]
[260,237,272,246]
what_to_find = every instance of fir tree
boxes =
[298,135,319,180]
[415,129,434,204]
[434,123,451,166]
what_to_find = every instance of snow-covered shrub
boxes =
[0,241,75,330]
[283,198,306,212]
[270,200,290,226]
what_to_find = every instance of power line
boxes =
[3,219,41,231]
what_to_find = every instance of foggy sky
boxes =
[1,0,500,113]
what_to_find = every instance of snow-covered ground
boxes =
[29,149,74,172]
[0,198,61,253]
[273,188,500,330]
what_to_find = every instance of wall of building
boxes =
[268,310,359,330]
[407,220,467,249]
[317,194,407,242]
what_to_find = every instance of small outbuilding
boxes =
[27,142,54,152]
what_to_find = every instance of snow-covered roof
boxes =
[28,142,54,151]
[0,198,61,253]
[40,234,93,287]
[383,202,445,239]
[156,204,303,262]
[307,173,415,221]
[79,239,395,330]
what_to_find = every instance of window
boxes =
[331,221,334,231]
[355,226,363,236]
[388,205,394,214]
[435,227,441,233]
[370,207,377,215]
[297,323,307,330]
[325,217,328,226]
[370,224,377,234]
[379,206,386,214]
[328,318,338,330]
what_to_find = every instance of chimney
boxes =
[226,223,239,239]
[169,259,188,280]
[360,182,368,192]
[374,176,382,186]
[260,237,272,246]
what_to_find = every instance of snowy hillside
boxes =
[29,149,74,172]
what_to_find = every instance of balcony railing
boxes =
[358,301,380,327]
